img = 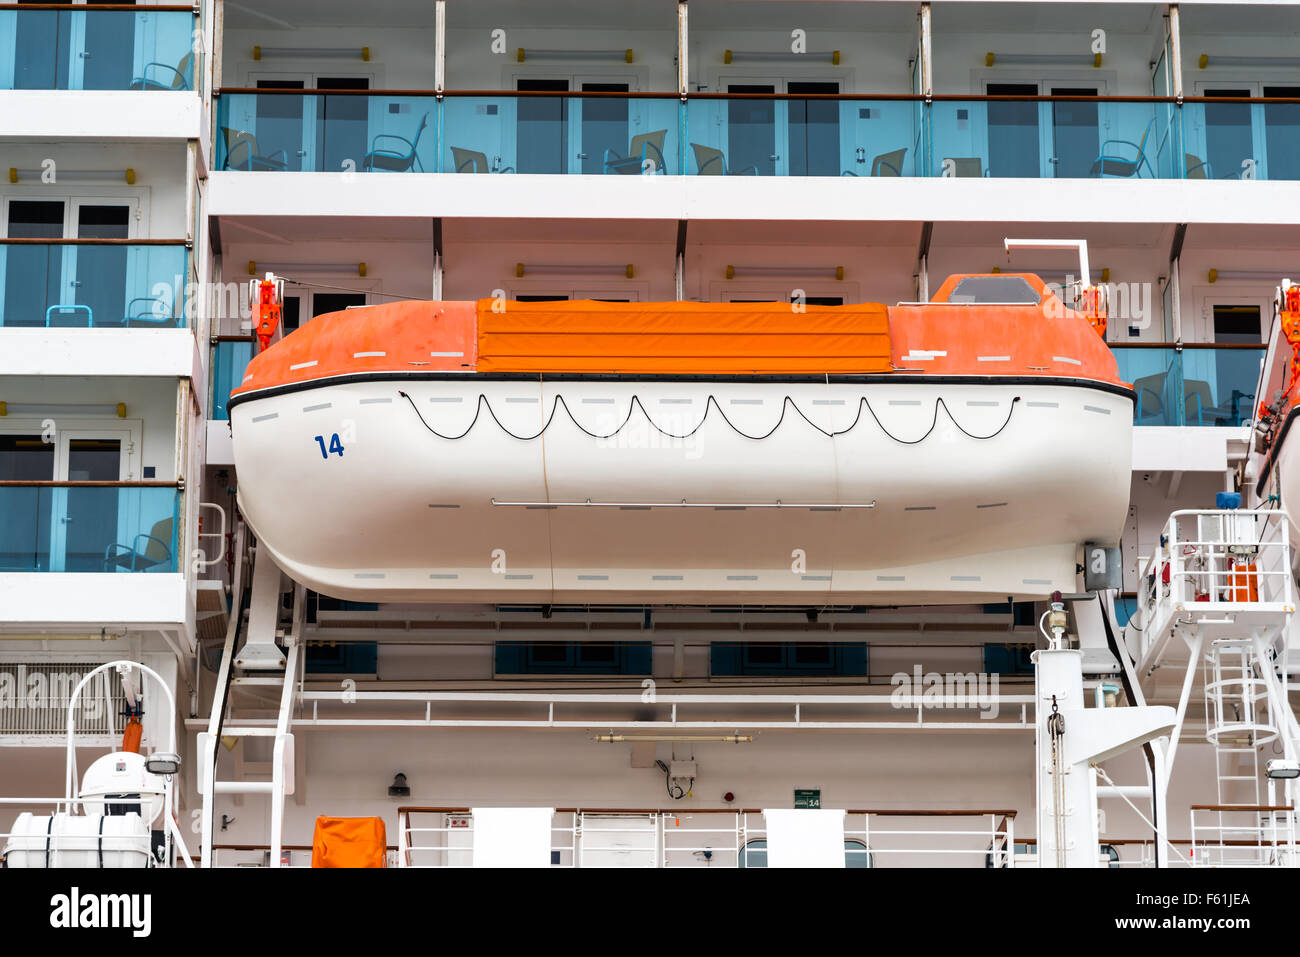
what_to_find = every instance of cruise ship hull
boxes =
[230,373,1133,604]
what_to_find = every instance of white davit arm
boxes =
[1004,238,1091,288]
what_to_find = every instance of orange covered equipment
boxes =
[121,712,142,753]
[311,816,388,868]
[475,299,893,374]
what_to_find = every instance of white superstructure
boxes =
[2,0,1299,869]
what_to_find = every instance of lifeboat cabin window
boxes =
[494,641,652,676]
[739,840,871,867]
[710,642,868,677]
[947,276,1040,304]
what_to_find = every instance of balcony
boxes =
[0,482,179,574]
[1181,97,1300,181]
[216,91,437,173]
[209,90,1300,182]
[0,4,195,91]
[1113,344,1263,427]
[929,97,1180,180]
[0,240,188,329]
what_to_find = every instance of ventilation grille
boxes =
[0,662,126,739]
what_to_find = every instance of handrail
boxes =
[1190,804,1293,812]
[1110,342,1266,351]
[397,804,1017,817]
[0,238,188,246]
[0,480,180,488]
[0,3,194,9]
[216,87,1300,105]
[212,843,399,851]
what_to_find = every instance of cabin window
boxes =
[494,641,653,676]
[710,642,868,677]
[739,839,871,867]
[948,276,1040,304]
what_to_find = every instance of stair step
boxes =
[220,726,279,737]
[231,676,288,686]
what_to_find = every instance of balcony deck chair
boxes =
[104,517,173,572]
[1090,118,1155,178]
[943,157,987,177]
[125,296,178,328]
[450,147,514,174]
[603,129,668,174]
[1185,153,1239,180]
[1184,380,1244,427]
[129,52,192,91]
[45,304,93,327]
[841,148,907,177]
[221,128,288,171]
[1132,372,1166,424]
[691,143,758,176]
[362,113,428,172]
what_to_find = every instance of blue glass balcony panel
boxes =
[442,95,683,174]
[0,243,188,328]
[1182,98,1300,180]
[0,486,179,574]
[0,7,195,91]
[929,99,1179,178]
[686,98,922,176]
[217,93,437,173]
[1112,345,1264,427]
[211,340,254,421]
[1180,346,1264,428]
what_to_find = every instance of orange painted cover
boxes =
[311,816,388,868]
[475,299,893,374]
[235,300,477,398]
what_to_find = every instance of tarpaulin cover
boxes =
[475,299,892,374]
[311,816,388,868]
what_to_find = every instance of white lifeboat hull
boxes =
[230,375,1132,604]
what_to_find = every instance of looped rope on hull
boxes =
[397,390,1022,445]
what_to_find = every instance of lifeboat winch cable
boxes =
[398,390,1022,445]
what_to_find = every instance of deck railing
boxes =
[213,89,1300,181]
[1190,805,1300,867]
[396,806,1016,868]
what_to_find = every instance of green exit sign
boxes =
[794,789,821,809]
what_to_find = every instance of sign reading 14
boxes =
[313,433,345,459]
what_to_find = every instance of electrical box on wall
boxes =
[669,761,697,781]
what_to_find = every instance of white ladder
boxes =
[198,531,304,868]
[1204,640,1274,807]
[1193,639,1293,865]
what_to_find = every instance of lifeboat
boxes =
[227,272,1134,604]
[1252,279,1300,536]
